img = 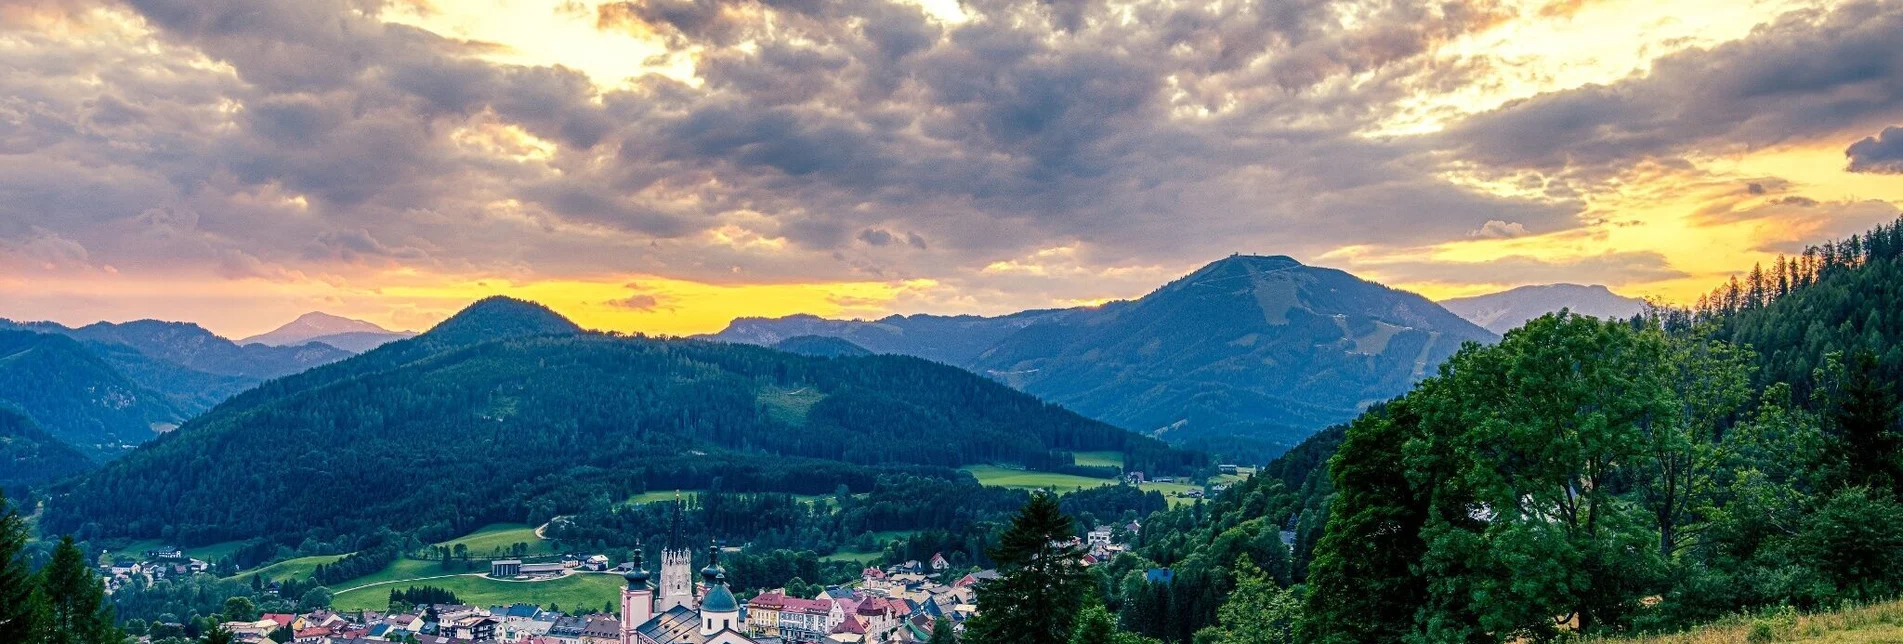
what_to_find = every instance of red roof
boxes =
[263,614,295,627]
[832,615,868,635]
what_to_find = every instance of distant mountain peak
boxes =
[421,297,583,345]
[239,311,401,347]
[1440,283,1646,334]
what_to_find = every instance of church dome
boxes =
[701,583,740,613]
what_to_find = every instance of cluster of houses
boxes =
[744,556,990,644]
[132,514,1151,644]
[99,547,213,592]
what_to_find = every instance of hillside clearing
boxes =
[434,523,551,557]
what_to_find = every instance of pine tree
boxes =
[0,491,40,643]
[965,493,1091,644]
[38,536,122,644]
[1827,350,1903,493]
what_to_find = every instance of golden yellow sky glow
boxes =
[377,0,1899,317]
[2,0,1899,339]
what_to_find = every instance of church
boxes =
[618,540,769,644]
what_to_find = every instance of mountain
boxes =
[421,296,583,346]
[713,310,1066,366]
[1439,283,1646,334]
[39,319,354,380]
[708,255,1496,461]
[0,330,184,459]
[0,408,95,496]
[772,335,874,357]
[238,312,414,351]
[42,298,1196,546]
[301,330,417,353]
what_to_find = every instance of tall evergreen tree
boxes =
[966,493,1091,644]
[0,491,39,643]
[1825,350,1903,493]
[38,536,122,644]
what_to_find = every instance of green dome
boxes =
[701,584,739,613]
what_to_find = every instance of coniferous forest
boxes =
[1087,216,1903,643]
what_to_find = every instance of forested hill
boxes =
[1111,216,1903,643]
[0,330,184,460]
[0,408,95,498]
[712,255,1495,463]
[41,298,1198,547]
[1691,216,1903,393]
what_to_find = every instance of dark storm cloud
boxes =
[1847,126,1903,174]
[1442,1,1903,174]
[3,0,1895,295]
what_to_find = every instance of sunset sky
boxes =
[2,0,1900,338]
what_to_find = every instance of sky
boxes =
[1,0,1900,338]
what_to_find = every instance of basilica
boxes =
[618,540,768,644]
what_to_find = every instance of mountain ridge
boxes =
[238,311,414,350]
[707,254,1496,460]
[43,297,1199,546]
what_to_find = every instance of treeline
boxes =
[388,585,461,610]
[2,494,123,644]
[546,476,1168,581]
[43,332,1200,550]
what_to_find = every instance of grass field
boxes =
[435,523,553,557]
[628,490,700,505]
[1073,451,1125,469]
[332,572,626,612]
[241,555,345,581]
[331,558,450,591]
[962,465,1118,492]
[820,549,883,564]
[186,541,247,564]
[1587,601,1903,643]
[963,465,1214,507]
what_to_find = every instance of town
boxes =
[96,520,1151,644]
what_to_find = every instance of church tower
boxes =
[620,545,652,644]
[656,498,697,611]
[698,543,741,637]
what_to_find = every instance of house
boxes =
[1218,464,1238,475]
[584,555,611,572]
[927,553,948,572]
[1086,528,1112,547]
[1126,471,1145,484]
[578,615,620,643]
[492,560,523,577]
[448,616,501,642]
[1153,476,1174,483]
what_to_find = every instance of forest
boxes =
[39,297,1201,549]
[1084,216,1903,643]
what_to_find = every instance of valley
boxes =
[5,223,1902,644]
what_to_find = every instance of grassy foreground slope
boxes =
[1588,601,1903,643]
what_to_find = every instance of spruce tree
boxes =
[39,536,122,644]
[1829,349,1903,493]
[0,491,39,643]
[965,493,1091,644]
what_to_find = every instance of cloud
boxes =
[1441,2,1903,176]
[0,0,1897,324]
[1470,220,1529,239]
[1847,126,1903,174]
